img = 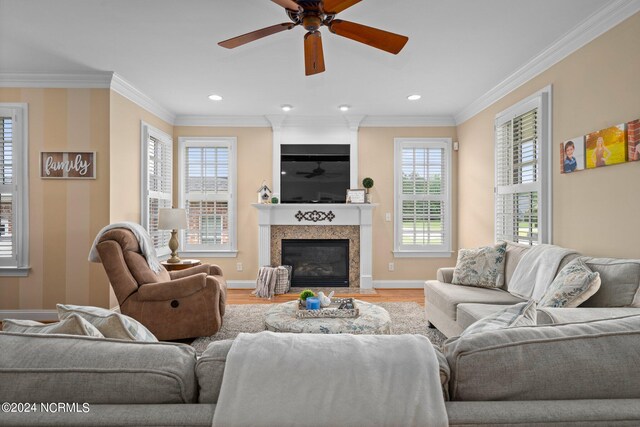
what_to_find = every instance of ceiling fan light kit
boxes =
[218,0,409,76]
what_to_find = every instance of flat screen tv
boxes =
[280,144,350,204]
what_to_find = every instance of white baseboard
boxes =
[0,310,58,321]
[227,280,256,289]
[372,280,425,289]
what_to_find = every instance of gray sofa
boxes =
[3,313,640,426]
[425,242,640,337]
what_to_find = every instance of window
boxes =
[495,86,552,245]
[178,137,237,256]
[0,104,29,276]
[393,138,452,257]
[141,122,173,256]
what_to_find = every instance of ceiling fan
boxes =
[218,0,409,76]
[296,161,333,178]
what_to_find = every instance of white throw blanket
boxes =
[252,266,277,299]
[508,244,577,301]
[87,222,162,274]
[212,332,448,427]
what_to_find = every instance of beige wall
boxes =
[458,12,640,258]
[173,126,272,280]
[359,127,458,281]
[109,92,173,223]
[0,88,111,310]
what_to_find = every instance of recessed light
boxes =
[407,94,421,101]
[208,94,223,101]
[281,104,293,112]
[339,105,350,112]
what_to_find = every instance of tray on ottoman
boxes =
[296,298,359,318]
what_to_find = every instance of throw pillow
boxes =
[461,300,537,337]
[452,242,507,288]
[2,314,104,338]
[57,304,158,342]
[538,258,601,308]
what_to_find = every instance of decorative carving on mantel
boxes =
[295,210,335,223]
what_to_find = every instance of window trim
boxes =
[393,137,453,258]
[140,121,173,257]
[0,103,29,276]
[178,136,238,257]
[494,85,552,244]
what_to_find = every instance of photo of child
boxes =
[627,119,640,162]
[560,137,585,173]
[585,124,627,169]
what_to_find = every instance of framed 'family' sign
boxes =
[40,152,96,179]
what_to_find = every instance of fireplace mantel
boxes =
[252,203,377,289]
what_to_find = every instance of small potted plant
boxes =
[299,289,315,308]
[362,177,374,203]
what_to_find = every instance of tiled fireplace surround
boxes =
[253,204,376,289]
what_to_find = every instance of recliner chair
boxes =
[95,228,226,340]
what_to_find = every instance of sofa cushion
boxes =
[581,257,640,307]
[443,314,640,401]
[57,304,157,342]
[452,243,507,289]
[0,332,198,404]
[456,303,524,330]
[538,258,601,308]
[536,307,640,325]
[425,280,524,321]
[503,241,530,290]
[2,314,104,338]
[461,301,536,337]
[196,340,233,404]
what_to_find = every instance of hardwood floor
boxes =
[226,288,425,305]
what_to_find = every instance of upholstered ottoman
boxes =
[264,299,392,334]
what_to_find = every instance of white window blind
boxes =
[0,116,15,262]
[394,138,451,256]
[495,88,551,245]
[0,104,28,274]
[179,138,237,254]
[141,123,172,255]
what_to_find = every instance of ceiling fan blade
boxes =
[323,0,361,14]
[271,0,300,11]
[218,23,296,49]
[328,19,408,54]
[304,31,326,76]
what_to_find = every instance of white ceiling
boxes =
[0,0,620,120]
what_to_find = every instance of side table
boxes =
[161,259,201,272]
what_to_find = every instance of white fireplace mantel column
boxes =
[252,203,377,289]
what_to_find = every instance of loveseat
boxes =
[3,313,640,426]
[425,242,640,337]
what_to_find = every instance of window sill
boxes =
[0,267,31,277]
[392,251,454,258]
[179,250,238,258]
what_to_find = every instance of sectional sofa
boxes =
[2,314,640,426]
[425,242,640,337]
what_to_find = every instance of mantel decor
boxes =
[295,210,335,223]
[346,189,366,204]
[40,152,96,179]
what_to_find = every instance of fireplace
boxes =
[282,239,349,287]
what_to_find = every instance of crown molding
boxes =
[110,73,176,125]
[0,72,112,88]
[175,115,270,127]
[361,115,456,127]
[455,0,640,125]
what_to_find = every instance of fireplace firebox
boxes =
[281,239,349,287]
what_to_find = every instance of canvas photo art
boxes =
[627,119,640,162]
[560,137,585,173]
[585,124,627,169]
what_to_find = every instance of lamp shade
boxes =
[158,208,187,230]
